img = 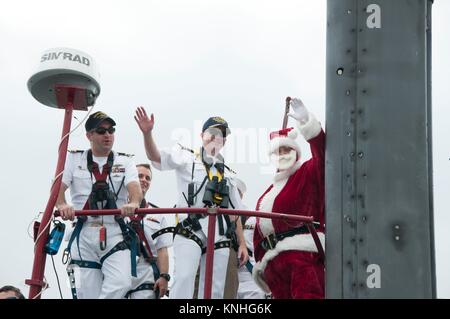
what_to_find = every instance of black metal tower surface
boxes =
[325,0,436,298]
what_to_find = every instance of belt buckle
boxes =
[266,233,276,250]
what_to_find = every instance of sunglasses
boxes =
[93,127,115,135]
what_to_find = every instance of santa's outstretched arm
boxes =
[287,98,325,165]
[288,97,326,229]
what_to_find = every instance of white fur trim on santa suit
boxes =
[297,112,321,141]
[252,232,325,292]
[258,160,302,237]
[268,129,301,156]
[257,178,287,237]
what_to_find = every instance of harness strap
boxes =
[70,259,102,269]
[223,214,235,238]
[174,224,204,250]
[193,176,209,198]
[130,200,156,259]
[125,283,156,299]
[66,265,78,299]
[114,216,138,277]
[201,240,231,255]
[217,213,224,236]
[64,218,86,264]
[65,257,103,300]
[99,240,129,264]
[180,213,205,232]
[87,149,114,181]
[142,256,161,284]
[130,221,154,260]
[150,259,160,282]
[151,227,175,240]
[245,260,254,274]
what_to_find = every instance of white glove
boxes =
[287,98,309,124]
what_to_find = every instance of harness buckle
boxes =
[185,229,196,240]
[62,249,70,265]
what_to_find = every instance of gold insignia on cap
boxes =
[212,117,225,124]
[93,111,108,119]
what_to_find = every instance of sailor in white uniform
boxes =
[127,164,172,299]
[57,111,142,299]
[134,107,249,299]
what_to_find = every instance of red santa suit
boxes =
[253,113,325,299]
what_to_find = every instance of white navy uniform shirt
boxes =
[143,214,173,255]
[151,145,243,240]
[62,150,139,224]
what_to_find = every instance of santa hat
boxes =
[268,127,301,158]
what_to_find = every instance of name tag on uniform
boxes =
[111,165,125,174]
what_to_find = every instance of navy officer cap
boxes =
[85,111,116,131]
[202,116,230,136]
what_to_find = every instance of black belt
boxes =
[260,222,320,252]
[173,223,232,255]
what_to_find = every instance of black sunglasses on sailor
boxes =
[92,127,116,135]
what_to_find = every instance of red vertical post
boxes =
[203,208,218,299]
[26,103,73,299]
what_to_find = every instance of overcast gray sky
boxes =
[0,0,448,299]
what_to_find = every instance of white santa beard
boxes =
[270,149,297,171]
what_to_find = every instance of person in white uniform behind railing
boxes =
[134,107,249,299]
[127,164,172,299]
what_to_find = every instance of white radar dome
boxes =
[27,47,101,108]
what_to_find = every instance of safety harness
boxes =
[174,146,237,254]
[127,200,161,289]
[64,150,138,299]
[126,200,180,299]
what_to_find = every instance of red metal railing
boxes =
[51,207,324,299]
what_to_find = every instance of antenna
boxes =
[282,96,291,129]
[26,48,101,299]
